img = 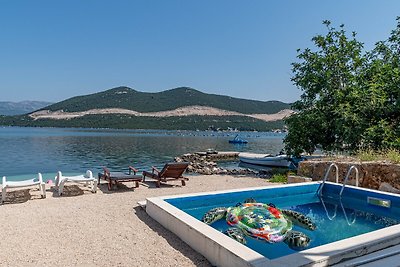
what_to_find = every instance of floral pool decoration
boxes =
[201,199,316,249]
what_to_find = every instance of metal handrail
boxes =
[339,165,359,198]
[318,163,339,197]
[318,164,359,224]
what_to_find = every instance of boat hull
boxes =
[238,153,292,168]
[228,140,248,144]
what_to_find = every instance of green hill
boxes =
[0,86,291,131]
[42,86,290,114]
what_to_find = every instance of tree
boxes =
[284,21,365,155]
[362,17,400,149]
[284,18,400,155]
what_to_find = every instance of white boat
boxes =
[238,153,293,168]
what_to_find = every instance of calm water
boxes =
[0,127,285,181]
[168,184,400,259]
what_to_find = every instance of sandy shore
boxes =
[0,174,275,266]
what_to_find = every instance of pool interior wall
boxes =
[146,182,400,267]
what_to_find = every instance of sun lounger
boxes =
[142,162,189,187]
[1,173,46,203]
[98,166,143,190]
[55,170,97,196]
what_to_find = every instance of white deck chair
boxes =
[1,173,46,203]
[55,170,98,196]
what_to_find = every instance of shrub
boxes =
[270,173,287,183]
[385,149,400,164]
[356,149,379,162]
[355,149,400,164]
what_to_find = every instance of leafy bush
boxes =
[386,149,400,164]
[356,149,379,162]
[355,149,400,164]
[269,173,287,183]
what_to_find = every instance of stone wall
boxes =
[175,151,257,176]
[298,160,400,190]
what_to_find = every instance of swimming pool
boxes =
[145,182,400,266]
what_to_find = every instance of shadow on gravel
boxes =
[133,205,211,267]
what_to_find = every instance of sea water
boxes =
[0,126,285,180]
[167,184,400,259]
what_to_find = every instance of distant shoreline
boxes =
[0,114,287,132]
[0,125,288,134]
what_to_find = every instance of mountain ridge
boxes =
[0,101,53,115]
[41,86,290,114]
[1,86,291,131]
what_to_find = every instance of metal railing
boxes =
[317,163,339,197]
[339,165,359,198]
[318,164,359,224]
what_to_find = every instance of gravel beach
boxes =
[0,174,275,266]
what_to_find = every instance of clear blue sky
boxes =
[1,1,399,103]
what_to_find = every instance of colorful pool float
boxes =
[201,199,316,249]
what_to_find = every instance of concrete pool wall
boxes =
[145,183,400,267]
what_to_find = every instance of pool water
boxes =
[166,183,400,259]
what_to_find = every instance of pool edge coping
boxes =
[145,182,400,267]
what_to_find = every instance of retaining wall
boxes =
[298,160,400,190]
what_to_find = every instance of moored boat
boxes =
[228,134,248,144]
[238,153,294,168]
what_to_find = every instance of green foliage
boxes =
[269,173,287,183]
[355,149,400,164]
[43,87,290,114]
[285,18,400,155]
[268,168,291,183]
[356,149,379,162]
[386,149,400,164]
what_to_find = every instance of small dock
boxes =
[194,151,239,160]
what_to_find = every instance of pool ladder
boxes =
[318,163,359,198]
[340,165,359,198]
[318,163,359,224]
